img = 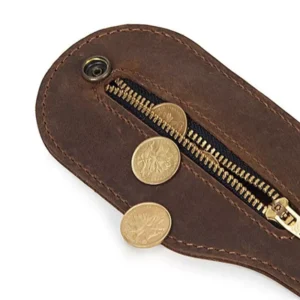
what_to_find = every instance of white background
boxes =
[1,1,300,299]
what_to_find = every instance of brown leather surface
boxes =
[36,24,300,296]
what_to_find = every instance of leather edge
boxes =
[35,24,300,296]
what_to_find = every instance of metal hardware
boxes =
[82,56,111,82]
[266,198,300,238]
[106,78,300,239]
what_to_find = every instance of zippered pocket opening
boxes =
[105,77,300,238]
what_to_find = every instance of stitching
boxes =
[97,90,148,138]
[40,26,298,284]
[122,28,300,135]
[114,68,300,205]
[41,106,300,287]
[181,162,293,240]
[42,103,299,285]
[41,116,130,208]
[94,88,293,241]
[167,236,300,284]
[45,27,300,135]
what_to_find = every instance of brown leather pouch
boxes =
[36,24,300,296]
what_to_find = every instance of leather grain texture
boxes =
[36,24,300,296]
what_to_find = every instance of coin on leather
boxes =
[131,136,181,185]
[120,202,172,248]
[152,103,187,136]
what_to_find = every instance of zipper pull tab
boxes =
[266,197,300,239]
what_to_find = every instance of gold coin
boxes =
[131,137,181,185]
[120,202,172,248]
[152,103,187,136]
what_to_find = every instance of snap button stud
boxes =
[82,56,111,82]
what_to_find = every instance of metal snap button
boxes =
[82,56,111,82]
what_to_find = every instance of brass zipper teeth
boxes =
[187,130,280,202]
[114,78,279,204]
[106,79,268,215]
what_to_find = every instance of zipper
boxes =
[105,78,300,239]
